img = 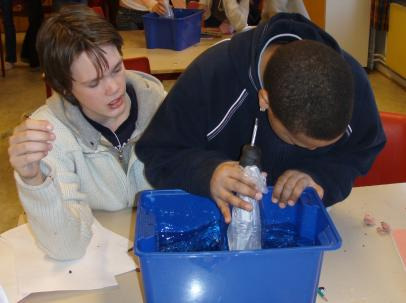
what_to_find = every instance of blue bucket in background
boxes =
[142,9,203,51]
[135,187,341,303]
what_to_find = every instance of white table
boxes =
[120,31,228,77]
[316,183,406,303]
[20,184,406,302]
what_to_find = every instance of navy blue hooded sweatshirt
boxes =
[136,13,386,207]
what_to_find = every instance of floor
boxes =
[0,34,405,233]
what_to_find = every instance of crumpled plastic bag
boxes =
[227,165,267,251]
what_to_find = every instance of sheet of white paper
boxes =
[0,240,18,303]
[0,220,135,299]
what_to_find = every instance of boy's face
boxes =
[267,111,342,150]
[70,44,128,129]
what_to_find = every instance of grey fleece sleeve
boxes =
[15,153,94,261]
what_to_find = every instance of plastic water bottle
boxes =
[162,0,174,18]
[227,118,267,251]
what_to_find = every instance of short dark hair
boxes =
[36,4,123,105]
[263,40,354,140]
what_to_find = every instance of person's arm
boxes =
[136,59,261,222]
[287,0,309,19]
[262,0,310,21]
[223,0,249,32]
[197,0,211,20]
[9,118,94,260]
[136,62,226,196]
[141,0,166,15]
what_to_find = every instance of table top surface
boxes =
[120,31,228,74]
[317,183,406,303]
[19,183,406,302]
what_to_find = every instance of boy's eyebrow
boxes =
[80,59,123,85]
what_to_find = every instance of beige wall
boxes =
[325,0,370,66]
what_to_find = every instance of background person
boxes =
[261,0,309,22]
[200,0,249,34]
[0,0,17,70]
[20,0,43,69]
[116,0,168,30]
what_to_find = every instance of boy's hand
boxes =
[272,170,324,208]
[8,119,55,186]
[210,161,263,224]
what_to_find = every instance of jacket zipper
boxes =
[117,147,124,163]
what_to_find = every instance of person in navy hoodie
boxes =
[136,13,386,223]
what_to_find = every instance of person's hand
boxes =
[219,20,234,34]
[151,0,168,16]
[272,170,324,208]
[210,161,263,223]
[8,119,55,186]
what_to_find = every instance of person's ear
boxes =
[258,88,270,112]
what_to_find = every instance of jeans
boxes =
[20,0,43,68]
[0,0,17,63]
[116,7,147,30]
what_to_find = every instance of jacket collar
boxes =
[46,70,163,150]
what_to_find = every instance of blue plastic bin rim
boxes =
[142,8,203,21]
[135,187,342,257]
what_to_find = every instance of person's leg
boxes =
[248,0,261,26]
[107,0,119,27]
[51,0,62,12]
[21,0,43,68]
[52,0,87,12]
[204,15,222,28]
[0,0,17,64]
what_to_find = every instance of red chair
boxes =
[45,57,151,98]
[88,0,108,19]
[123,56,151,74]
[187,1,200,9]
[90,6,105,17]
[354,112,406,186]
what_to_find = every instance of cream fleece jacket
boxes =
[14,71,165,260]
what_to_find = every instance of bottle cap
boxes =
[239,144,262,168]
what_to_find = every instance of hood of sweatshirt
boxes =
[228,13,342,92]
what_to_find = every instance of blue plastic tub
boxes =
[142,9,203,51]
[135,188,341,303]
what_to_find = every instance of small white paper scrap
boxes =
[0,284,10,303]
